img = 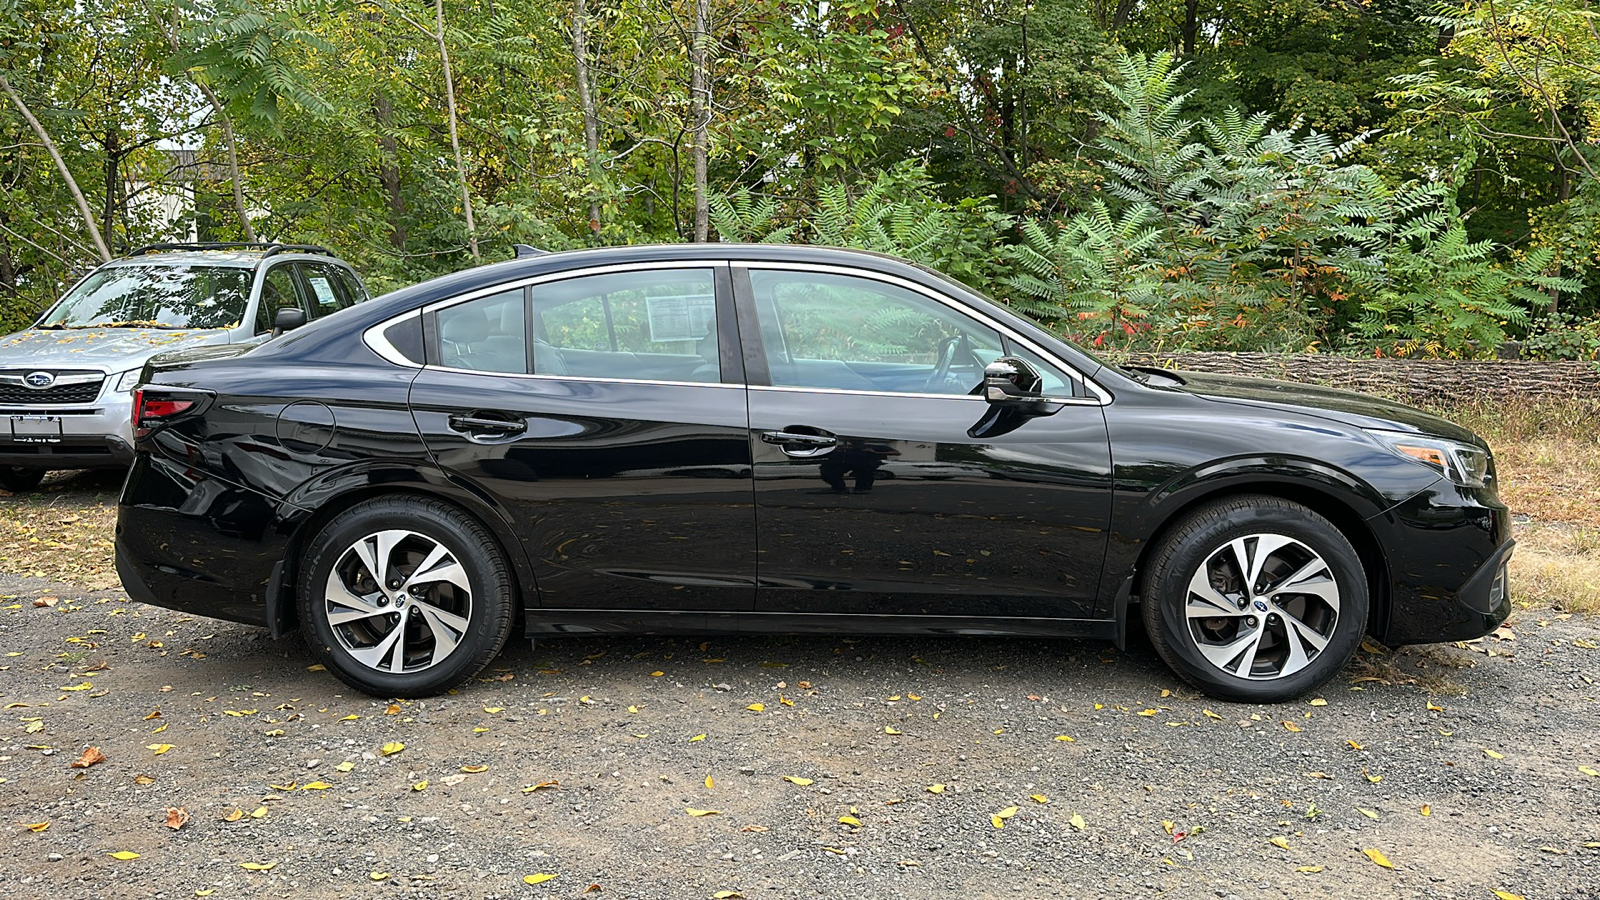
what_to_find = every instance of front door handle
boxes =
[760,429,837,457]
[448,412,527,438]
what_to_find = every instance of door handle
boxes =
[447,412,527,437]
[760,429,837,457]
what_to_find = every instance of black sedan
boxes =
[115,245,1513,702]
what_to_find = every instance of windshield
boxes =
[40,264,252,330]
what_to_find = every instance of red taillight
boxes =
[133,388,198,438]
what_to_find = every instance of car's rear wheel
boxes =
[0,467,45,493]
[1141,495,1367,702]
[298,496,515,697]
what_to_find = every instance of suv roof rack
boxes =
[127,242,333,258]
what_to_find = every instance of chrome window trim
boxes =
[363,310,422,368]
[419,368,743,390]
[736,261,1111,405]
[422,259,728,316]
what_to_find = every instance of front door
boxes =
[409,263,756,611]
[739,265,1113,620]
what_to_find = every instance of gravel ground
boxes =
[2,571,1598,900]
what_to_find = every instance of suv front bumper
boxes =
[0,387,136,470]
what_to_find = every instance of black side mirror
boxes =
[983,357,1045,405]
[969,357,1057,440]
[272,307,307,338]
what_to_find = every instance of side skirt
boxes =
[523,610,1120,641]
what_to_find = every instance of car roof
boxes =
[104,249,350,269]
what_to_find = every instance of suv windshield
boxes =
[40,264,253,330]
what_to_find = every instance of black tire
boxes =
[0,467,45,493]
[1140,495,1367,703]
[298,495,516,697]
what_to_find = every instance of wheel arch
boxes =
[268,473,536,637]
[1128,478,1391,641]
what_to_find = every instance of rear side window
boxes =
[302,265,349,318]
[335,268,369,304]
[531,268,720,383]
[435,289,527,374]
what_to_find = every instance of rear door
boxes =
[408,262,758,611]
[738,263,1114,620]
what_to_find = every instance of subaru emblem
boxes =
[1252,599,1268,612]
[23,371,54,389]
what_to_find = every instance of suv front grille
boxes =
[0,372,105,405]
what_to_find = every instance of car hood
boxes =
[1154,368,1482,446]
[0,327,232,371]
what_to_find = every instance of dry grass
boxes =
[0,470,121,590]
[1434,399,1600,613]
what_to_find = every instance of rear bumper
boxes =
[1370,479,1515,645]
[115,453,290,627]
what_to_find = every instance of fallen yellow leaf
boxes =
[22,822,48,832]
[926,784,945,794]
[109,851,140,860]
[1581,766,1600,777]
[713,892,745,899]
[1053,735,1075,742]
[239,862,276,871]
[1069,813,1086,831]
[483,706,503,714]
[147,743,173,755]
[301,781,332,790]
[1420,804,1431,817]
[689,733,706,742]
[412,780,428,791]
[686,808,719,817]
[1269,836,1290,850]
[222,809,244,823]
[994,806,1018,820]
[1282,721,1302,733]
[380,742,404,756]
[1484,748,1505,760]
[884,726,902,735]
[1362,848,1394,869]
[781,776,814,786]
[1296,866,1324,873]
[746,703,765,712]
[460,765,489,774]
[521,780,559,793]
[1030,794,1048,804]
[1202,709,1223,720]
[704,775,714,790]
[1309,698,1327,707]
[1357,807,1379,820]
[250,807,268,819]
[1493,892,1527,900]
[838,815,862,827]
[369,872,390,881]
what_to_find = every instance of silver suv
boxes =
[0,242,367,492]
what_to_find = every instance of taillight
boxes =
[133,388,202,438]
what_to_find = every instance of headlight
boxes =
[1367,429,1490,488]
[114,369,143,393]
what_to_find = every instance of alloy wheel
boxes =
[1184,532,1342,680]
[323,529,474,674]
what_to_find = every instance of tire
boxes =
[0,467,45,493]
[1140,495,1367,703]
[298,495,516,697]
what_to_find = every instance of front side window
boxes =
[42,264,253,331]
[436,289,527,374]
[532,269,720,383]
[748,269,1004,395]
[254,266,306,334]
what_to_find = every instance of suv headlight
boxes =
[1367,429,1490,488]
[114,369,143,393]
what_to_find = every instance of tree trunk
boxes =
[1182,0,1199,56]
[198,82,258,243]
[0,73,112,262]
[103,128,120,249]
[688,0,710,242]
[374,93,407,251]
[572,0,602,235]
[435,0,479,262]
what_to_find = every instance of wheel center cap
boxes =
[395,592,409,607]
[1252,598,1269,612]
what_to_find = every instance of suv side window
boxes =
[255,264,306,334]
[302,264,350,318]
[335,267,369,304]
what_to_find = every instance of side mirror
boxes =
[983,357,1044,405]
[272,307,307,338]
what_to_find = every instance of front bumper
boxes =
[1369,478,1515,645]
[0,387,135,469]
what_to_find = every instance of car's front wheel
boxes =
[1141,495,1368,702]
[298,496,516,697]
[0,467,45,493]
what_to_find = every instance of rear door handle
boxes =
[760,429,837,457]
[448,412,527,438]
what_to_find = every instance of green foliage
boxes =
[1522,312,1600,361]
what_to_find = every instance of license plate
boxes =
[9,415,62,443]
